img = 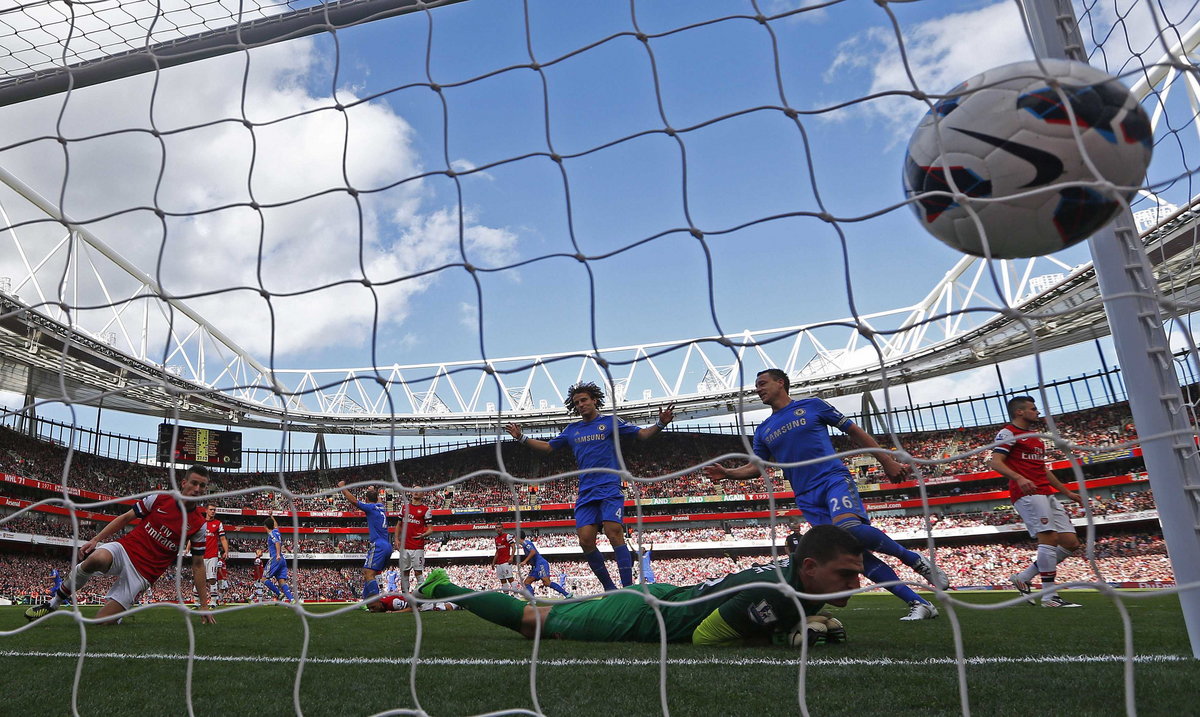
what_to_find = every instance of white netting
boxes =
[1,0,1199,714]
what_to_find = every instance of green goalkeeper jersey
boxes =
[542,559,823,644]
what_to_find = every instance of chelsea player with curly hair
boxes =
[506,382,674,591]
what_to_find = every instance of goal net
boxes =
[0,0,1198,714]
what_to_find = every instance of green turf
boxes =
[0,591,1196,716]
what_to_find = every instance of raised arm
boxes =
[636,404,676,441]
[506,423,554,454]
[703,461,762,482]
[843,423,910,481]
[336,480,360,507]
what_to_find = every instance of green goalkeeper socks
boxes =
[432,582,525,632]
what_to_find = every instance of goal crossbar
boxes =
[0,0,468,108]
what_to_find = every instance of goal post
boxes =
[1021,0,1200,658]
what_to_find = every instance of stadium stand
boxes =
[0,398,1173,605]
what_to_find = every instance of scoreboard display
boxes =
[157,424,242,468]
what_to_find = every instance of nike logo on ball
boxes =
[951,128,1065,187]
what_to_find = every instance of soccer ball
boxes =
[903,59,1152,258]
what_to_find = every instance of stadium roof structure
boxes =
[2,197,1198,435]
[1,1,1199,435]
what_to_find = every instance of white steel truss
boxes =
[0,8,1198,433]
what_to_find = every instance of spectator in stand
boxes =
[784,521,803,558]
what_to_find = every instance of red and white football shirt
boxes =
[398,503,431,550]
[118,494,206,582]
[494,532,513,563]
[993,423,1053,501]
[216,559,228,580]
[203,518,226,558]
[252,557,264,580]
[379,595,408,612]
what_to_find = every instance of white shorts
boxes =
[1015,494,1075,536]
[204,557,219,581]
[218,580,229,590]
[495,563,515,581]
[399,549,426,572]
[97,542,152,609]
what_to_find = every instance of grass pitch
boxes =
[0,591,1195,716]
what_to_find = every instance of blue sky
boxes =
[0,0,1195,449]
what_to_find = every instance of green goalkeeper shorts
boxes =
[542,583,697,642]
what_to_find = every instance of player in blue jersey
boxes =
[518,536,571,599]
[386,568,399,594]
[704,369,949,621]
[338,480,393,605]
[639,543,655,584]
[506,382,675,591]
[263,516,296,603]
[48,567,71,605]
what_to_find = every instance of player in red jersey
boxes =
[251,549,266,602]
[492,525,517,592]
[394,492,434,598]
[366,594,413,613]
[989,396,1083,608]
[216,557,229,605]
[194,504,229,607]
[24,465,216,624]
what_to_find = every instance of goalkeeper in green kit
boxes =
[418,525,862,645]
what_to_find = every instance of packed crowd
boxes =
[0,553,360,604]
[1,400,1145,513]
[0,512,103,538]
[858,402,1138,479]
[427,531,1175,594]
[4,484,1161,563]
[1,525,1173,603]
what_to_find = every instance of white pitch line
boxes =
[0,650,1190,667]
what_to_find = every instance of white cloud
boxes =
[1081,0,1200,76]
[0,7,519,365]
[825,2,1031,142]
[825,0,1200,144]
[764,0,830,23]
[450,158,493,181]
[458,300,478,331]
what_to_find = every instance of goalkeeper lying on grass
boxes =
[419,524,861,646]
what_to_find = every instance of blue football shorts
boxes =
[574,495,624,528]
[266,560,289,581]
[363,539,392,572]
[795,475,870,527]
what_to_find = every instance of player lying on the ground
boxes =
[365,595,458,613]
[366,595,413,613]
[25,465,215,625]
[418,524,863,645]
